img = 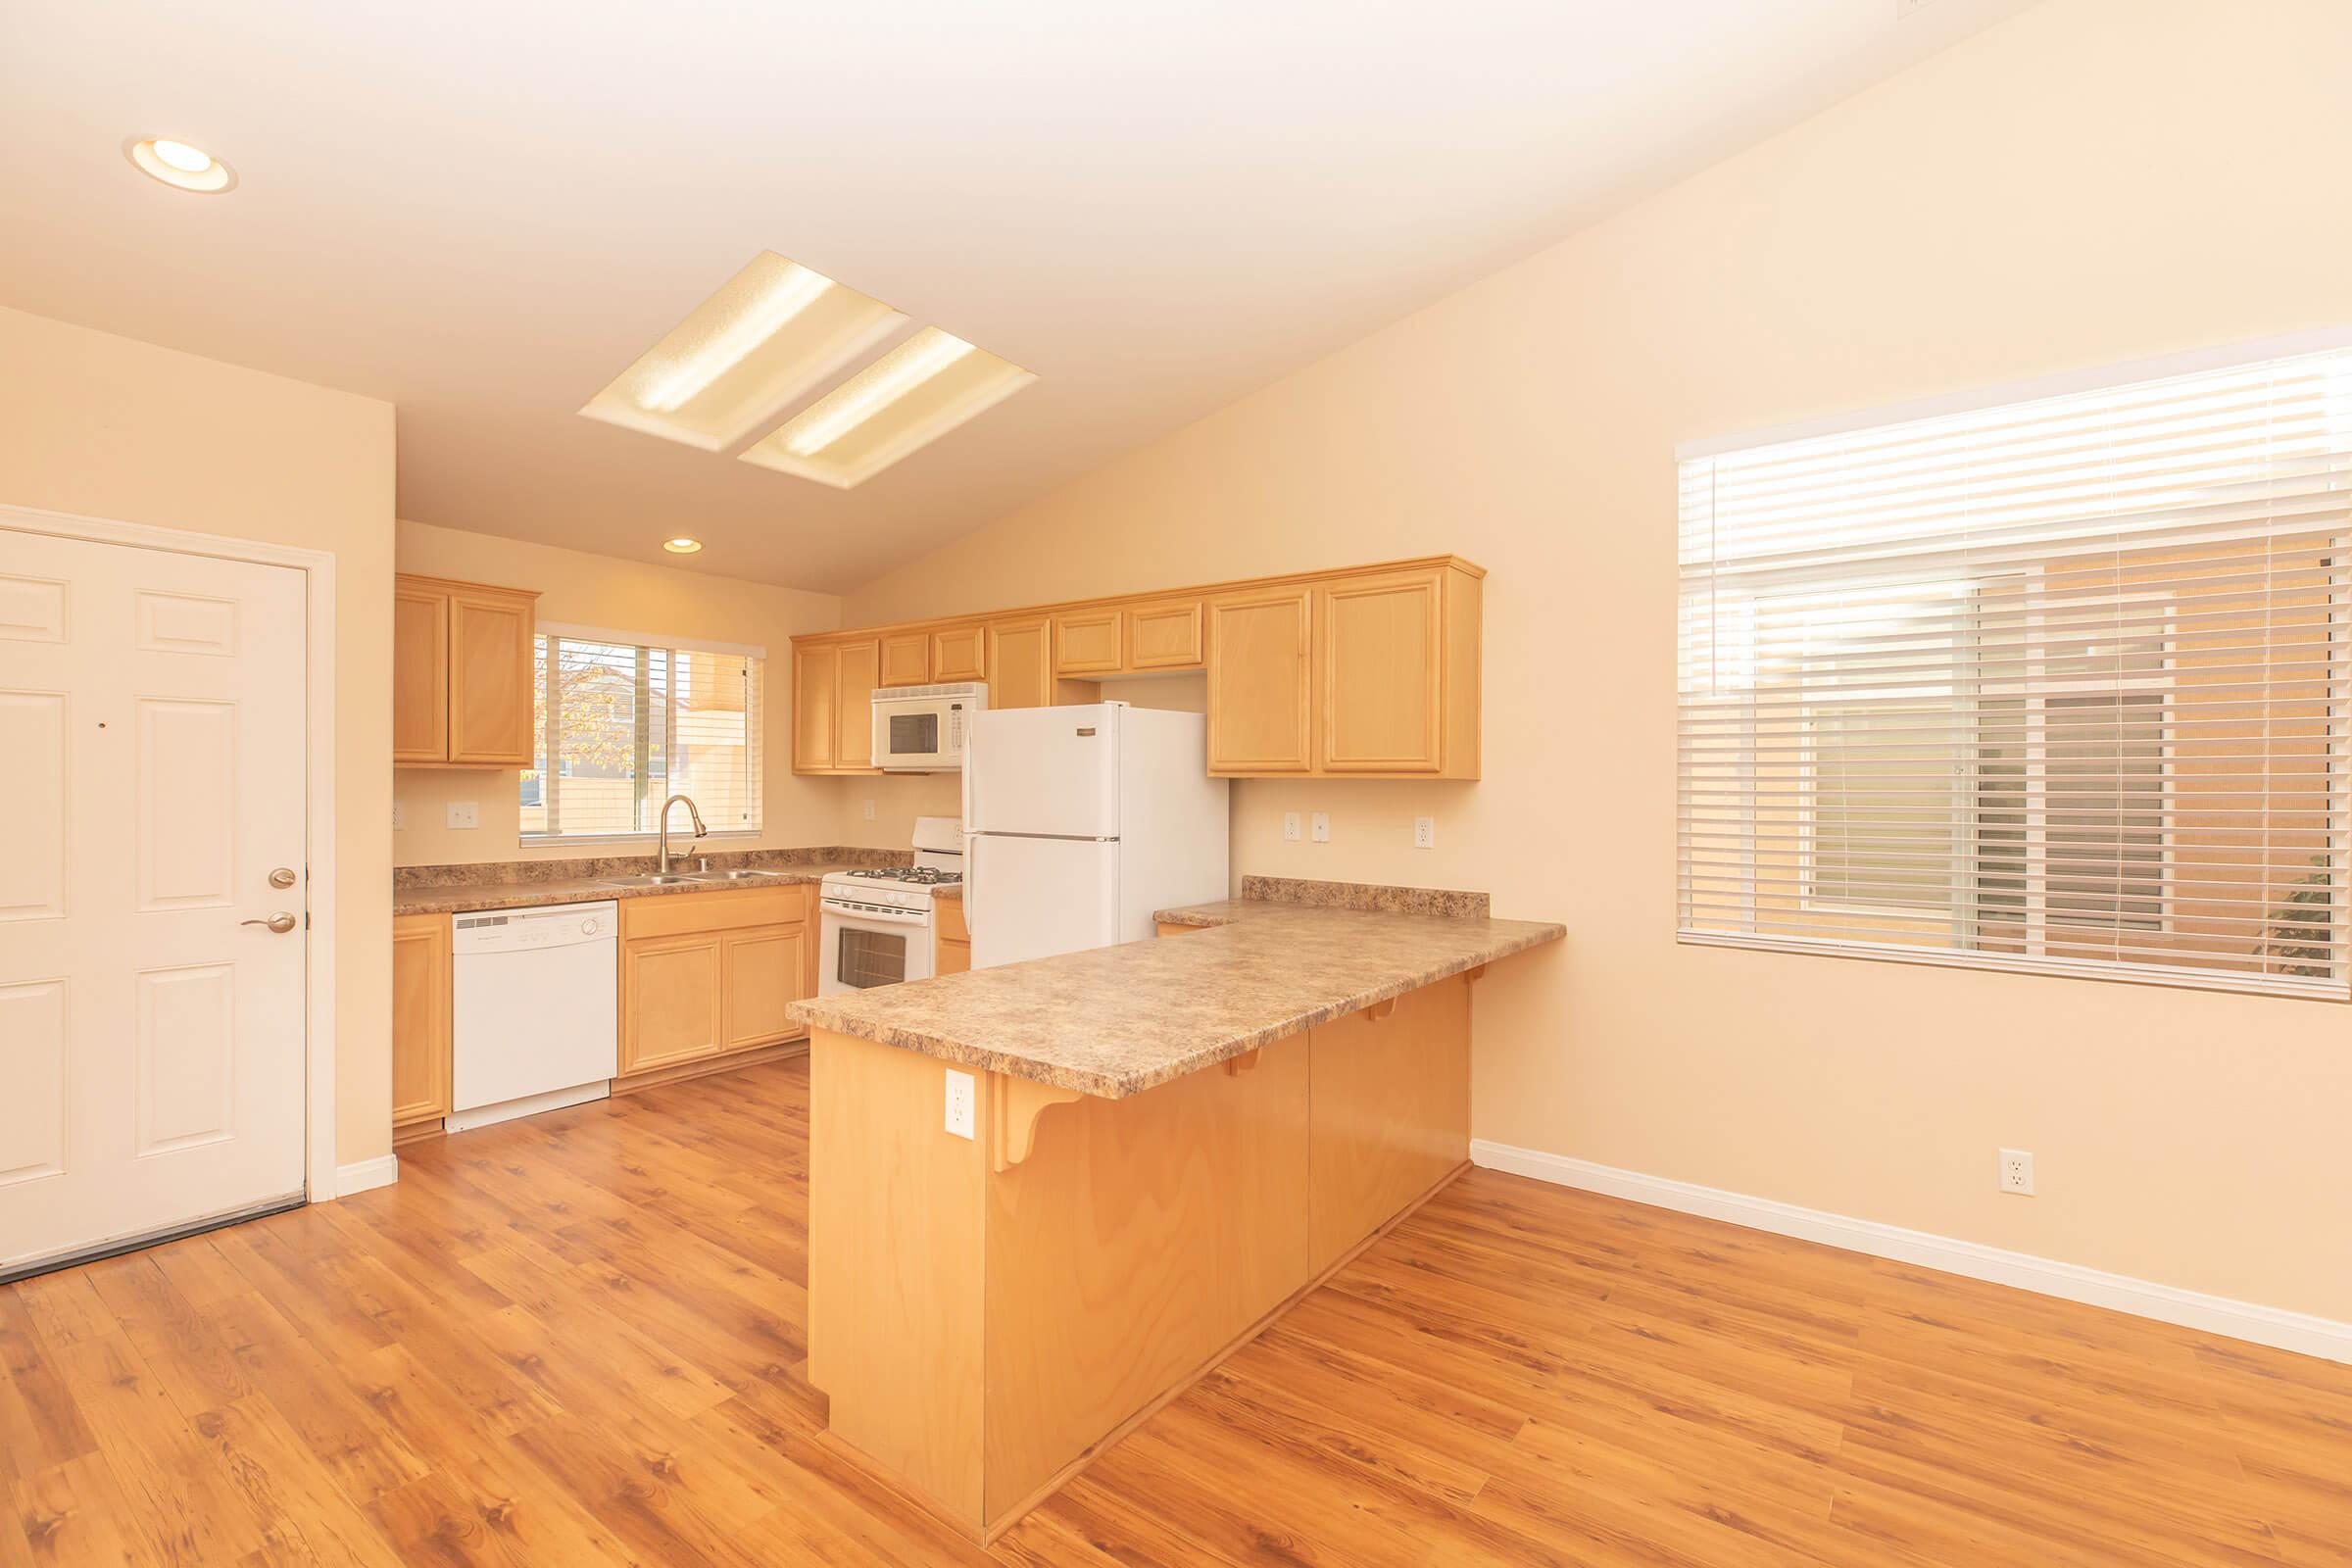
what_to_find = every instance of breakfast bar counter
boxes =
[789,881,1561,1543]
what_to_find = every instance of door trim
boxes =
[0,502,343,1203]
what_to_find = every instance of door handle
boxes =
[242,912,298,934]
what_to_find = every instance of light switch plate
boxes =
[944,1069,976,1140]
[863,798,877,821]
[391,801,406,831]
[1310,811,1331,844]
[446,801,479,830]
[1283,810,1300,842]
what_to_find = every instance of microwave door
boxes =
[883,708,941,766]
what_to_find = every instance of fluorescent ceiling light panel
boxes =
[580,252,906,452]
[739,326,1036,488]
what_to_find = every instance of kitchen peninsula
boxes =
[791,881,1564,1543]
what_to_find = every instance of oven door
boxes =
[818,899,937,996]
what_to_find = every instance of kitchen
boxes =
[7,3,2350,1561]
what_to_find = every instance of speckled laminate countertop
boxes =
[393,847,904,916]
[789,896,1563,1099]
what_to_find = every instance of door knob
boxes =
[242,912,298,934]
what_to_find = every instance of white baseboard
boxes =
[1469,1139,2352,1366]
[330,1153,399,1198]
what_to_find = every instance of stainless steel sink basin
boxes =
[690,868,787,882]
[595,873,703,887]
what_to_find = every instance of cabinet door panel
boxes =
[988,618,1053,710]
[933,625,987,682]
[1205,588,1312,773]
[835,639,880,771]
[794,644,839,772]
[1318,569,1443,773]
[1052,611,1122,676]
[879,631,931,688]
[1126,599,1204,670]
[720,925,808,1051]
[447,590,536,765]
[935,937,971,976]
[391,913,452,1126]
[620,934,723,1074]
[392,586,449,762]
[1306,978,1469,1274]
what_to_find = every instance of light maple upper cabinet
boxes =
[1314,563,1481,778]
[391,584,449,763]
[989,616,1054,710]
[1052,609,1123,677]
[933,624,988,683]
[1126,598,1204,671]
[1205,585,1315,773]
[794,638,882,774]
[393,574,539,767]
[835,639,880,771]
[793,642,840,772]
[391,911,452,1135]
[878,630,931,688]
[790,555,1481,780]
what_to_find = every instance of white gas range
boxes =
[817,815,964,996]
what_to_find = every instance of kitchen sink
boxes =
[690,868,788,882]
[595,873,703,887]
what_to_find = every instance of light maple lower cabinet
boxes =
[937,895,971,975]
[393,573,539,768]
[618,887,814,1078]
[391,912,453,1137]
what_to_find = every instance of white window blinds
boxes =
[1678,344,2352,999]
[520,627,764,842]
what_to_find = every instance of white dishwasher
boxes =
[450,900,618,1132]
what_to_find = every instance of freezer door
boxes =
[968,834,1120,969]
[965,704,1122,839]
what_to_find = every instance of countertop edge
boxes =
[795,915,1565,1099]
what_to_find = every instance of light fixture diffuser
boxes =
[739,327,1035,488]
[124,136,235,193]
[580,252,906,452]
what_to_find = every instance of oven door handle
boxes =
[822,900,932,927]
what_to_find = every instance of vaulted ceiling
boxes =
[0,0,2029,591]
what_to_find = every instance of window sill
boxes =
[1678,928,2343,1003]
[517,830,762,850]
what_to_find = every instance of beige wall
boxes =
[394,519,845,863]
[846,0,2352,1320]
[0,305,398,1169]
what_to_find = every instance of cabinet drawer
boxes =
[620,884,810,940]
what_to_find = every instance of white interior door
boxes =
[0,529,309,1277]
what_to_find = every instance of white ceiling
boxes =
[0,0,2029,593]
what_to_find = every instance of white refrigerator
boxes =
[961,703,1230,969]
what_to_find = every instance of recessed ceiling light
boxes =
[662,537,704,554]
[739,326,1035,489]
[580,252,906,452]
[124,136,236,194]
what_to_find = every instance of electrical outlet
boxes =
[446,801,479,830]
[1998,1148,2034,1196]
[1283,811,1300,843]
[391,801,406,831]
[944,1069,976,1141]
[1413,815,1436,850]
[1310,811,1331,844]
[863,798,877,821]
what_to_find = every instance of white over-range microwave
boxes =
[870,682,988,771]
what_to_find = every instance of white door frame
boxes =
[0,502,339,1201]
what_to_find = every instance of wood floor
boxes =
[4,1056,2346,1567]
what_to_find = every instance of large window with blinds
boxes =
[1678,343,2352,998]
[520,626,764,842]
